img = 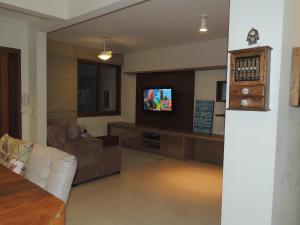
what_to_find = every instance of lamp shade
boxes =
[98,38,113,61]
[98,50,112,61]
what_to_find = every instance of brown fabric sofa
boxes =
[47,122,121,185]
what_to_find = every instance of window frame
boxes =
[77,59,121,117]
[216,81,227,102]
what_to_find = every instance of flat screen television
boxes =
[143,88,173,112]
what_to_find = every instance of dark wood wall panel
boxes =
[0,47,21,138]
[0,52,9,136]
[8,53,21,138]
[136,71,195,132]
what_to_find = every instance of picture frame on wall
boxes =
[193,100,215,135]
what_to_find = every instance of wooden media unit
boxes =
[108,122,224,165]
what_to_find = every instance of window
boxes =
[77,59,121,117]
[216,81,227,102]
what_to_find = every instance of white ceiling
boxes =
[0,7,49,23]
[48,0,230,53]
[0,1,148,32]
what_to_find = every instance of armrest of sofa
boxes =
[64,138,103,154]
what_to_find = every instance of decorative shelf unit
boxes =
[228,46,272,111]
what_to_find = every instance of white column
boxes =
[222,0,284,225]
[35,32,47,145]
[272,0,300,225]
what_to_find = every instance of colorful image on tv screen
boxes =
[143,88,173,112]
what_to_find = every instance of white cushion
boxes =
[24,145,52,188]
[25,144,77,203]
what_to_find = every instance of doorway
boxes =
[0,47,21,138]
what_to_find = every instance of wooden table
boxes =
[0,165,65,225]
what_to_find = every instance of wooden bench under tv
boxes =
[107,122,224,165]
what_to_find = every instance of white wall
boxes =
[0,17,31,141]
[123,38,228,133]
[77,116,123,137]
[195,70,227,135]
[272,0,300,224]
[221,1,284,225]
[0,17,47,144]
[124,38,228,72]
[27,25,48,145]
[35,32,47,145]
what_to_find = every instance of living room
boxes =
[0,1,300,225]
[46,1,227,224]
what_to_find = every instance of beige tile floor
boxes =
[66,147,223,225]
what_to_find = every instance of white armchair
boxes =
[24,144,77,203]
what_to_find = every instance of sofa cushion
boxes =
[0,135,8,164]
[24,144,52,189]
[25,144,77,203]
[47,125,66,150]
[66,122,81,140]
[0,134,33,175]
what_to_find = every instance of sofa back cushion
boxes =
[47,125,66,150]
[24,144,52,189]
[66,122,81,140]
[25,144,77,203]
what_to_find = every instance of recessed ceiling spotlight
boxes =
[199,15,208,32]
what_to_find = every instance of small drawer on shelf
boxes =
[230,85,265,97]
[229,97,265,109]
